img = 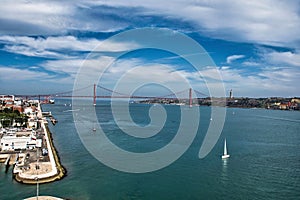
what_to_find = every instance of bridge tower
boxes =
[93,84,96,106]
[189,88,192,108]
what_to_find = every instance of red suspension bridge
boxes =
[15,84,209,107]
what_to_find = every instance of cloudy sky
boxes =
[0,0,299,97]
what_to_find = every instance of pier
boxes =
[4,154,11,173]
[0,154,18,172]
[4,154,11,166]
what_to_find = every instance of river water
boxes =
[0,99,299,199]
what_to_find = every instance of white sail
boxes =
[224,139,227,155]
[222,138,230,159]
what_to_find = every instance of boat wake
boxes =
[63,109,80,112]
[253,115,300,123]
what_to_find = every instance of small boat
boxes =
[92,123,96,132]
[50,117,58,125]
[221,138,230,159]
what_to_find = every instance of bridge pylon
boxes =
[189,88,192,108]
[93,84,96,106]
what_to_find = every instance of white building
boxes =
[14,98,23,106]
[0,132,37,151]
[0,95,15,101]
[27,119,38,129]
[24,107,34,114]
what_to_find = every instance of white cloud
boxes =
[0,35,139,58]
[70,57,201,96]
[42,56,115,77]
[42,59,84,75]
[216,66,300,97]
[0,1,125,35]
[3,45,67,59]
[0,66,53,81]
[104,59,189,82]
[242,61,260,67]
[82,0,300,47]
[1,0,299,48]
[0,65,75,84]
[0,66,76,94]
[0,1,73,35]
[226,55,245,64]
[265,51,300,67]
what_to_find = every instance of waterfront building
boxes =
[0,95,15,101]
[0,130,37,151]
[0,135,37,151]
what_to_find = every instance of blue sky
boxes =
[0,0,299,97]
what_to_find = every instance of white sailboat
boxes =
[221,139,230,159]
[92,122,96,132]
